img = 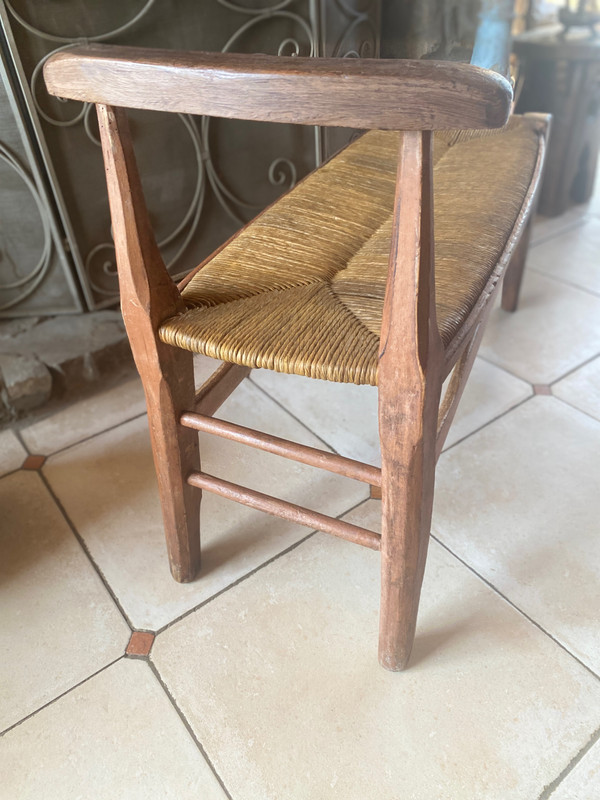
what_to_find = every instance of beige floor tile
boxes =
[0,428,27,476]
[528,216,600,296]
[553,355,600,422]
[442,358,532,449]
[434,396,600,673]
[251,358,532,464]
[549,740,600,800]
[480,271,600,384]
[152,502,600,800]
[20,377,147,456]
[0,471,130,732]
[44,380,366,631]
[0,659,227,800]
[250,370,380,465]
[530,209,588,247]
[18,357,223,458]
[21,356,221,455]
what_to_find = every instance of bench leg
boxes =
[378,382,438,671]
[95,104,202,584]
[501,215,534,312]
[141,344,201,583]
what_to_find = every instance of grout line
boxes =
[155,530,314,634]
[440,393,534,455]
[18,410,148,461]
[146,660,235,800]
[13,427,31,455]
[537,724,600,800]
[529,215,589,247]
[551,394,600,427]
[549,351,600,387]
[475,353,534,384]
[0,656,124,739]
[154,494,370,636]
[485,348,600,397]
[476,348,600,391]
[432,534,600,684]
[247,375,342,455]
[528,265,600,299]
[38,471,135,632]
[0,466,26,482]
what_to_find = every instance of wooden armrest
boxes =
[44,44,512,131]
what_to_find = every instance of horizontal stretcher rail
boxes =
[180,411,381,487]
[187,471,381,551]
[193,363,251,417]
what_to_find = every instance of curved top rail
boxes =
[44,44,512,131]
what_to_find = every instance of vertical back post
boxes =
[377,130,444,669]
[96,104,201,582]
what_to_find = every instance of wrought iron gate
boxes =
[0,0,380,317]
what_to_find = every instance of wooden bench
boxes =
[43,28,549,671]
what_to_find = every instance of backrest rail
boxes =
[44,44,513,131]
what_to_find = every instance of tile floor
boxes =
[1,195,600,799]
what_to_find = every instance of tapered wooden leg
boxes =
[378,380,439,671]
[141,343,201,583]
[501,215,534,312]
[376,129,443,670]
[94,104,201,582]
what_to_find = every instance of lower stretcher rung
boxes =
[187,471,381,551]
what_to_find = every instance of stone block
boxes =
[0,353,52,414]
[0,311,133,419]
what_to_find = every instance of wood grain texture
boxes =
[370,484,382,500]
[377,130,444,671]
[44,44,512,131]
[193,363,251,417]
[187,471,381,550]
[96,104,201,583]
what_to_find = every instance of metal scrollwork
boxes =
[331,0,378,59]
[0,142,53,310]
[269,157,298,187]
[4,0,379,308]
[83,110,207,296]
[4,0,157,43]
[199,0,315,225]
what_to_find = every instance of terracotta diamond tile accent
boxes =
[22,454,46,471]
[533,384,553,396]
[126,631,155,658]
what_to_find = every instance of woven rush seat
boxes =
[159,116,541,385]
